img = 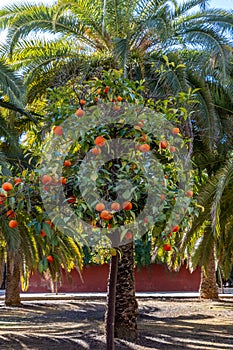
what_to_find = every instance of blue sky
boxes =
[211,0,232,9]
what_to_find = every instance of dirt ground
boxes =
[0,297,232,350]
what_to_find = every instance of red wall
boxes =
[25,264,201,293]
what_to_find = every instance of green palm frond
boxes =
[0,58,25,105]
[211,159,233,237]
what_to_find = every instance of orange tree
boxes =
[36,69,197,347]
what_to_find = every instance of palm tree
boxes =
[180,155,233,299]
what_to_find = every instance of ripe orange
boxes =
[139,144,150,153]
[111,202,121,211]
[163,243,172,251]
[75,108,85,117]
[41,175,52,185]
[95,202,105,211]
[14,177,22,185]
[172,127,180,135]
[64,160,72,167]
[104,86,110,94]
[46,255,54,263]
[170,146,176,152]
[141,134,147,142]
[67,196,76,203]
[53,125,63,136]
[186,190,193,197]
[9,220,18,228]
[95,136,106,147]
[117,95,123,102]
[97,88,101,95]
[41,230,46,237]
[59,176,67,185]
[100,210,113,220]
[7,210,15,218]
[79,99,86,106]
[160,141,168,149]
[2,182,13,191]
[125,231,133,240]
[122,201,133,210]
[45,220,53,228]
[92,147,101,155]
[171,225,180,232]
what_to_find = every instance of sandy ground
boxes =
[0,298,232,350]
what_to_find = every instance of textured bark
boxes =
[5,250,21,306]
[199,245,219,300]
[114,242,138,340]
[105,253,119,350]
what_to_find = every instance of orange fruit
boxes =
[41,175,52,185]
[160,141,168,149]
[139,144,150,152]
[122,201,133,210]
[53,125,63,136]
[45,220,53,228]
[41,230,46,237]
[46,255,54,263]
[97,88,101,95]
[2,182,13,191]
[170,146,176,152]
[163,243,172,251]
[14,177,22,185]
[172,127,180,135]
[125,231,133,240]
[104,86,110,94]
[79,99,86,106]
[186,190,193,197]
[7,210,15,218]
[59,177,67,185]
[117,95,123,102]
[67,196,76,203]
[75,108,85,117]
[95,203,105,211]
[100,210,113,220]
[171,225,180,232]
[9,220,18,228]
[111,202,121,211]
[92,147,101,155]
[141,134,147,142]
[95,136,106,147]
[64,160,72,167]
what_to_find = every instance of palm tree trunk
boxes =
[199,244,219,300]
[5,250,21,306]
[114,242,138,340]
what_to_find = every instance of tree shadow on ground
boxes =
[0,300,232,349]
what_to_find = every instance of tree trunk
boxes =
[5,250,21,306]
[114,242,138,340]
[199,244,219,300]
[105,252,119,350]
